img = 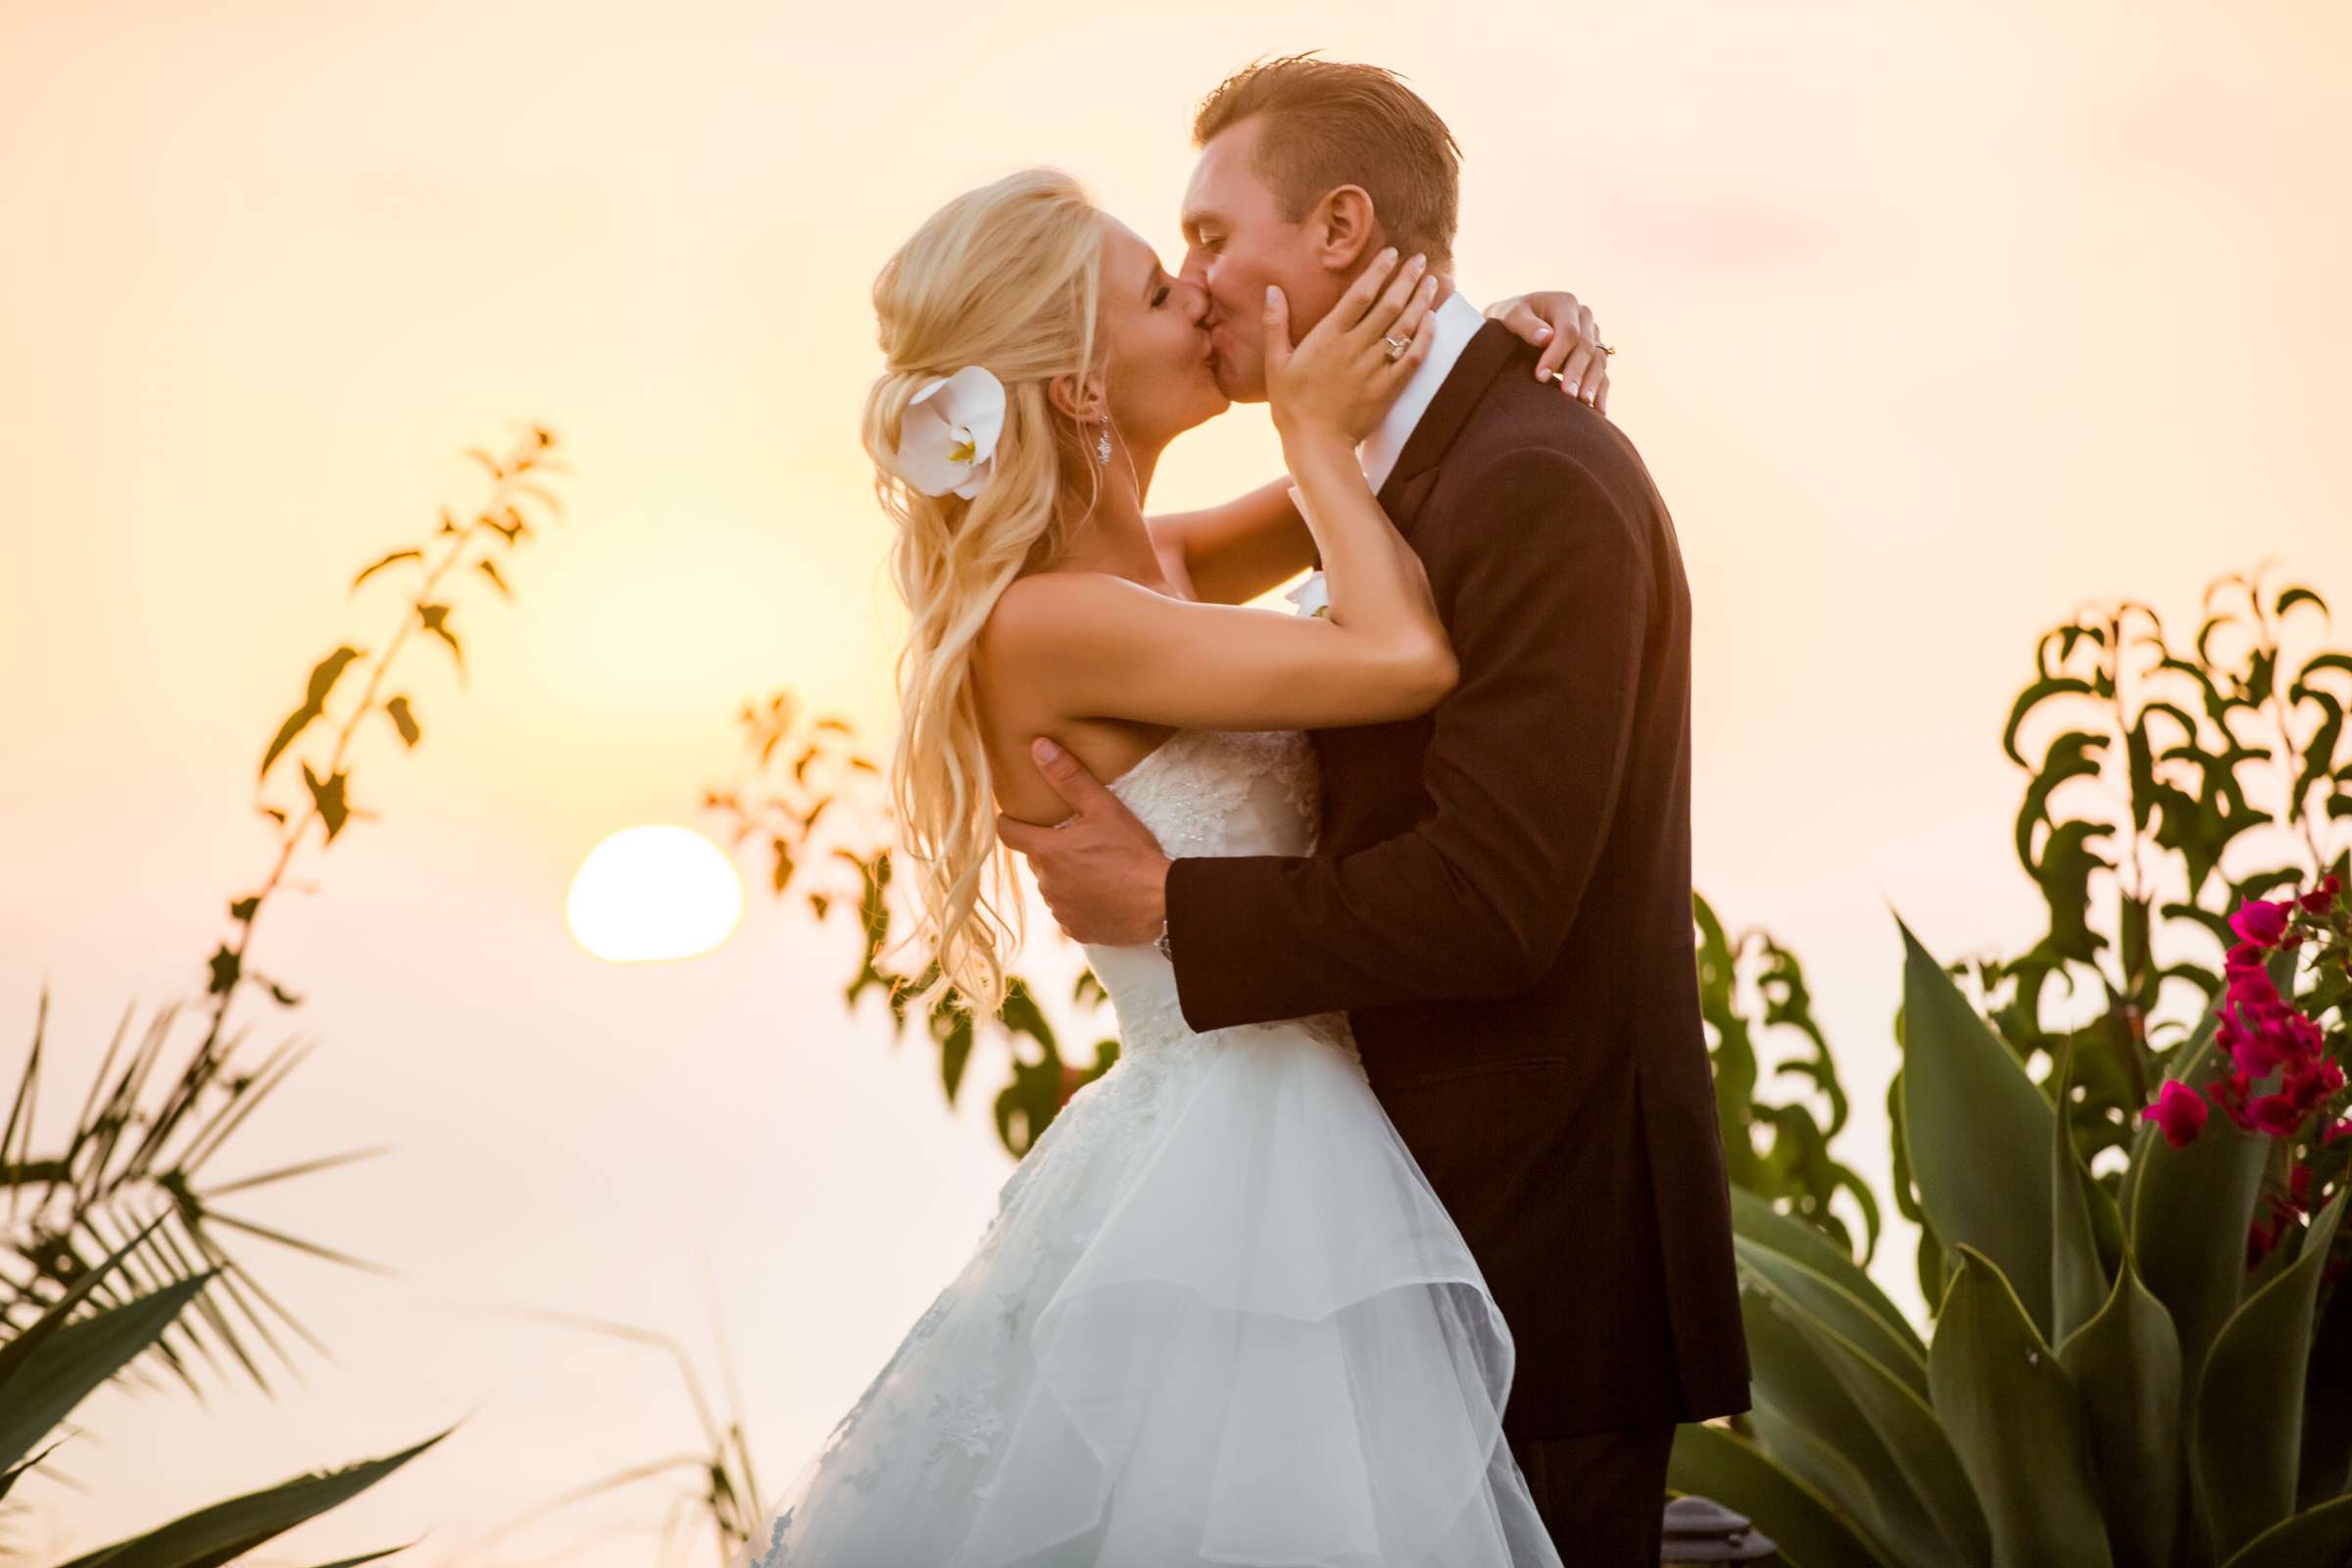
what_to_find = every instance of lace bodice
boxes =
[1081,727,1341,1063]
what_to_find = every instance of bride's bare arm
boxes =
[1147,479,1311,607]
[1144,288,1612,606]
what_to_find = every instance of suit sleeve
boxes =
[1162,445,1653,1030]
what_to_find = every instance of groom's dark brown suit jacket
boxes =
[1163,320,1752,1440]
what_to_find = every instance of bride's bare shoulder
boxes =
[982,570,1178,664]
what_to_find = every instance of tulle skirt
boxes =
[737,1014,1562,1567]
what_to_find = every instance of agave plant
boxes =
[1888,572,2352,1302]
[1670,906,2352,1568]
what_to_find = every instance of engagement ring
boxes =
[1383,335,1409,361]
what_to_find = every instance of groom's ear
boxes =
[1308,184,1381,273]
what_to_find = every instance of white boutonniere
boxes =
[886,366,1006,499]
[1284,569,1330,619]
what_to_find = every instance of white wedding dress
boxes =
[740,727,1563,1567]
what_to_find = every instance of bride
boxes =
[744,167,1607,1567]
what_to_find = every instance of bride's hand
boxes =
[1265,248,1439,450]
[1486,291,1612,412]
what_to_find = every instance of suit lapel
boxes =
[1375,318,1520,531]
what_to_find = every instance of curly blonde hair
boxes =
[862,168,1107,1016]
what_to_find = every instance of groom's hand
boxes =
[995,737,1173,947]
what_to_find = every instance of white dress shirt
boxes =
[1357,285,1490,492]
[1287,284,1487,618]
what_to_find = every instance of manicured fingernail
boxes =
[1381,246,1397,262]
[1564,379,1579,396]
[1264,284,1277,305]
[1535,325,1553,341]
[1034,737,1061,761]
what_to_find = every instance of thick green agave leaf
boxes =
[1730,1185,1926,1360]
[1780,1286,1994,1568]
[1667,1420,1883,1568]
[1897,918,2056,1338]
[1737,1236,1928,1399]
[2051,1042,2122,1347]
[1740,1287,1979,1568]
[2055,1247,2183,1568]
[2216,1492,2352,1568]
[2195,1187,2349,1563]
[1929,1246,2112,1567]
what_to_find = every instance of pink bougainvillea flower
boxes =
[2144,1078,2211,1149]
[2326,1116,2352,1148]
[2289,1162,2315,1209]
[2303,874,2344,914]
[2249,1093,2307,1137]
[2231,899,2293,948]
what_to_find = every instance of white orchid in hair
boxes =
[889,365,1007,499]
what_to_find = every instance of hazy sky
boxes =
[2,0,2348,1561]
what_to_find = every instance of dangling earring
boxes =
[1096,422,1112,466]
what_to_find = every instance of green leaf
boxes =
[349,548,422,593]
[2051,1042,2120,1345]
[2297,1260,2352,1511]
[1898,916,2057,1337]
[1767,1286,1993,1567]
[2055,1247,2182,1568]
[1739,1287,1978,1568]
[1735,1235,1928,1398]
[416,603,465,680]
[1666,1421,1882,1568]
[2130,1017,2269,1395]
[384,695,419,748]
[0,1274,217,1466]
[260,646,363,780]
[1729,1187,1924,1359]
[2002,675,2096,766]
[302,761,351,843]
[0,1219,159,1397]
[1930,1246,2112,1567]
[2218,1493,2352,1568]
[2194,1187,2350,1562]
[54,1428,450,1568]
[2276,586,2328,620]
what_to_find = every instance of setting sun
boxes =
[565,824,744,961]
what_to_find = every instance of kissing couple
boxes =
[743,53,1752,1568]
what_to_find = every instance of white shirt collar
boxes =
[1357,286,1488,493]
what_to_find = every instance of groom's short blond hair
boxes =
[1193,55,1462,272]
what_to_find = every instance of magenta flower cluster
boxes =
[2138,875,2350,1271]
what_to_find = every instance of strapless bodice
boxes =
[1078,728,1351,1063]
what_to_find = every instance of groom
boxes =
[998,56,1751,1564]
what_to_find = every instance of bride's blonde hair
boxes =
[863,167,1107,1017]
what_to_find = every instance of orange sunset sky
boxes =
[2,0,2348,1561]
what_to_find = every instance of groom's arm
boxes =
[1164,444,1654,1031]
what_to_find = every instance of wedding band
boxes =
[1599,343,1617,356]
[1383,334,1409,360]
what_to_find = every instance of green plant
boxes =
[1890,571,2352,1304]
[702,692,1117,1157]
[3,424,564,1556]
[1670,898,2352,1568]
[6,1217,445,1565]
[1697,893,1880,1263]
